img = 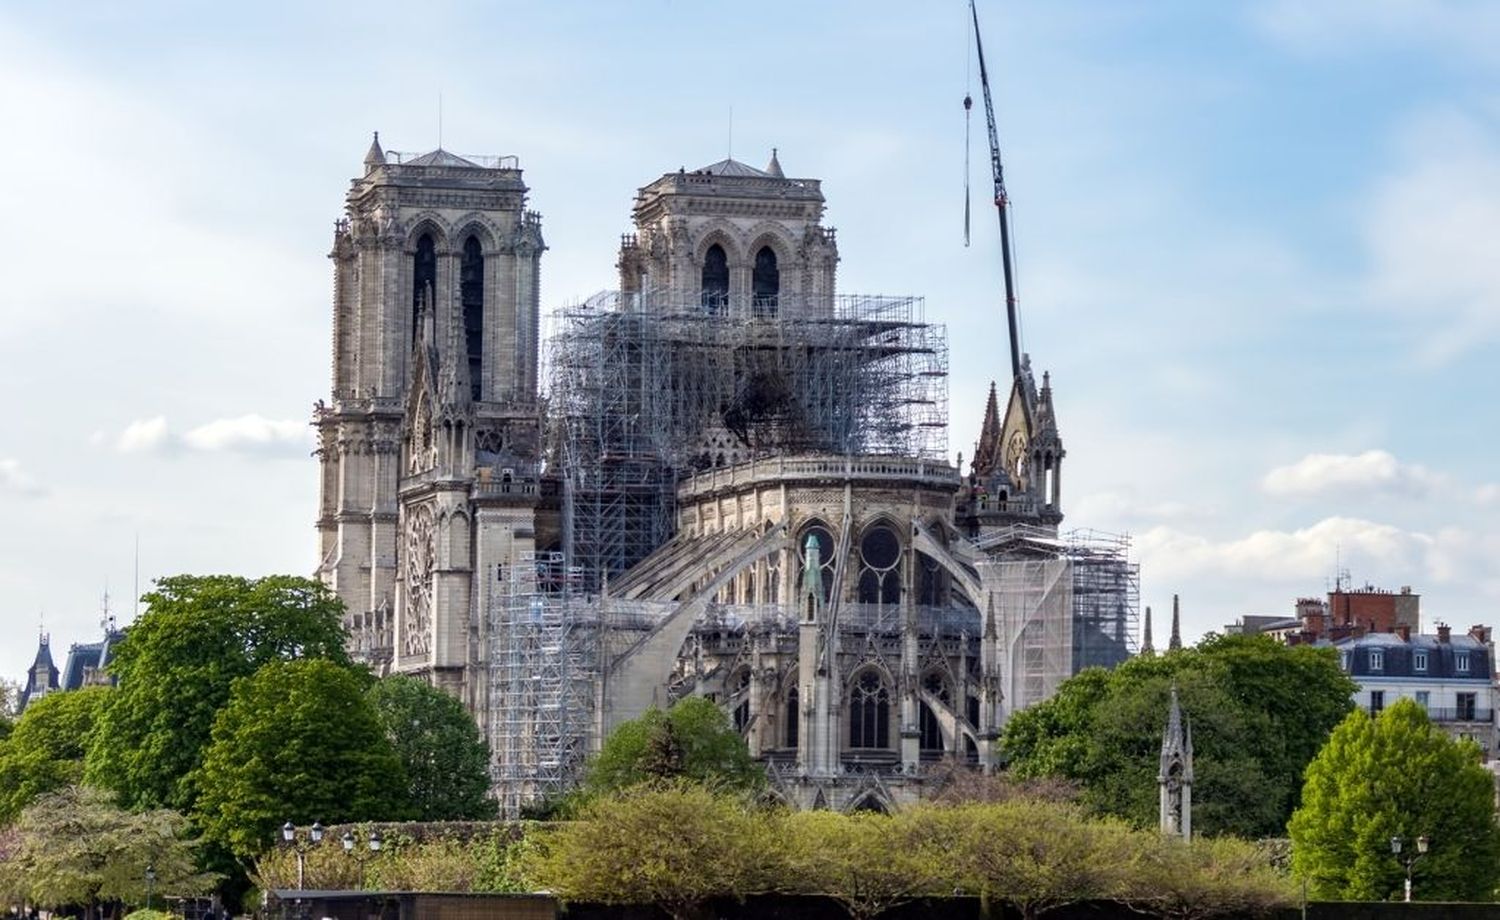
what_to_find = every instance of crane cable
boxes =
[963,14,973,248]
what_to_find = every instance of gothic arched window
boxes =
[412,233,437,347]
[461,235,484,400]
[919,701,944,752]
[856,524,902,605]
[799,521,836,609]
[848,670,890,749]
[752,246,779,317]
[785,686,799,748]
[701,244,729,314]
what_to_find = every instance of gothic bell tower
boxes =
[315,134,545,707]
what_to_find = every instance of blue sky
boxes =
[2,1,1498,682]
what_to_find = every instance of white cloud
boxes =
[1261,449,1439,499]
[1362,109,1500,362]
[182,415,311,456]
[109,415,310,459]
[115,417,172,455]
[1071,490,1198,526]
[1139,516,1431,583]
[1477,484,1500,505]
[0,458,43,496]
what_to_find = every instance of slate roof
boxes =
[402,148,482,168]
[20,637,59,710]
[697,158,773,178]
[1335,632,1492,680]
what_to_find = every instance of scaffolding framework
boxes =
[487,551,600,816]
[545,292,948,589]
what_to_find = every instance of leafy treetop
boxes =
[194,658,410,858]
[1289,699,1500,901]
[369,674,496,821]
[84,574,352,813]
[0,684,112,823]
[584,696,764,796]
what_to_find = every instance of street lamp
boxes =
[1390,834,1430,902]
[144,864,156,911]
[341,828,383,890]
[281,821,324,890]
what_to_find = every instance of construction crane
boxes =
[965,0,1023,381]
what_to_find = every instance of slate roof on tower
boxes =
[403,148,483,169]
[697,157,773,178]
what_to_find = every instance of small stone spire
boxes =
[1169,594,1183,651]
[1141,605,1154,656]
[971,381,1002,478]
[766,147,784,178]
[1159,685,1193,840]
[364,131,386,169]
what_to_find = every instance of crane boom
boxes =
[969,0,1022,381]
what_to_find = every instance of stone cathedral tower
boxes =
[315,134,545,711]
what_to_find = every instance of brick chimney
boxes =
[1395,624,1411,641]
[1470,624,1492,643]
[1437,623,1451,643]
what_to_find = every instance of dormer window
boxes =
[1414,650,1428,672]
[1457,651,1471,674]
[1369,648,1384,671]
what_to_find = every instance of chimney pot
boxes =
[1437,623,1451,643]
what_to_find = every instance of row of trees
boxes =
[285,783,1285,920]
[1001,633,1358,838]
[0,575,497,911]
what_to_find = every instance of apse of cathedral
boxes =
[316,138,1138,814]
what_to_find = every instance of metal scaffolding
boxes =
[1066,529,1139,672]
[487,551,600,816]
[545,292,948,590]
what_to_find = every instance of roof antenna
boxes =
[438,91,444,150]
[727,105,734,160]
[133,532,141,622]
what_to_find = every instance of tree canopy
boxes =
[84,574,351,813]
[583,696,764,796]
[194,659,409,858]
[368,674,496,820]
[0,685,111,823]
[1289,699,1500,901]
[1002,633,1355,837]
[5,786,215,919]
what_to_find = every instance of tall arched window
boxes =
[752,246,779,317]
[412,233,437,344]
[919,702,944,753]
[701,244,729,314]
[848,671,890,749]
[460,235,484,400]
[785,686,799,748]
[799,522,836,606]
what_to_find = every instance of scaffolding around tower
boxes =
[545,291,949,590]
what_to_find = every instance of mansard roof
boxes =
[20,636,59,710]
[1335,631,1493,680]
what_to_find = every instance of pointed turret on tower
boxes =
[1141,606,1154,656]
[1169,594,1183,651]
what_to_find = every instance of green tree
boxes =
[781,809,945,920]
[524,781,774,920]
[1125,835,1295,919]
[85,574,351,814]
[368,675,496,820]
[0,685,111,822]
[944,799,1135,920]
[194,659,409,858]
[584,697,763,795]
[1289,699,1500,901]
[8,786,215,920]
[1003,634,1355,837]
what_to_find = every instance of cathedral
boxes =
[315,136,1137,813]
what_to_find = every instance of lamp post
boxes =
[341,828,383,890]
[281,820,324,890]
[1390,834,1430,902]
[144,863,156,911]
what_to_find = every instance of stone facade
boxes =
[318,141,1134,813]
